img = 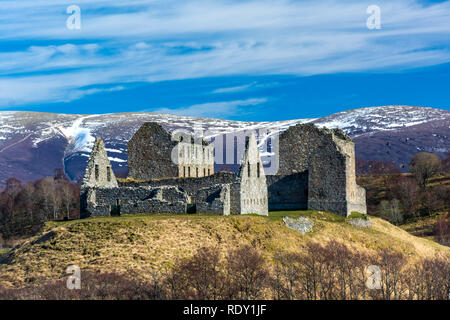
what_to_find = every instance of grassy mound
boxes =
[0,211,448,287]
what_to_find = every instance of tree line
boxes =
[0,169,79,243]
[0,241,448,300]
[357,152,450,243]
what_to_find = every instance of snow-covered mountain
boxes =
[0,106,449,185]
[313,105,449,136]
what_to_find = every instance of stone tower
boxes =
[80,137,118,217]
[81,137,118,189]
[236,134,268,216]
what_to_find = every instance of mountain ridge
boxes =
[0,105,449,185]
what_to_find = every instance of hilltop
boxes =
[0,211,448,288]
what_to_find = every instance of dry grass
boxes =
[0,211,448,287]
[400,215,442,241]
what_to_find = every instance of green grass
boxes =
[347,212,368,220]
[47,210,343,227]
[268,210,346,222]
[0,248,10,258]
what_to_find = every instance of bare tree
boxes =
[273,252,302,299]
[226,245,269,300]
[35,178,55,219]
[377,248,406,300]
[60,182,74,220]
[168,246,224,299]
[409,152,442,189]
[388,175,420,219]
[50,181,62,220]
[442,153,450,173]
[434,213,450,244]
[379,199,403,225]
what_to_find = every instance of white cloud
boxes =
[151,98,268,118]
[212,82,256,94]
[0,0,449,105]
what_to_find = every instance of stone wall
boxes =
[127,122,179,180]
[333,135,367,214]
[196,184,231,215]
[277,123,366,216]
[82,182,235,217]
[116,134,269,216]
[177,137,214,178]
[80,137,118,217]
[127,122,214,180]
[119,172,238,201]
[81,137,118,189]
[84,186,189,216]
[266,172,308,211]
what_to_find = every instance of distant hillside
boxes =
[0,211,448,287]
[0,106,449,185]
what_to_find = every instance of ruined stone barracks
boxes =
[80,122,366,218]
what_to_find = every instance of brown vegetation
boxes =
[0,241,448,300]
[0,169,79,244]
[357,152,449,244]
[409,152,443,189]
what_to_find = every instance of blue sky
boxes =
[1,0,449,121]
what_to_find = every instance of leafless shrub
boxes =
[0,243,448,301]
[225,245,269,300]
[420,189,443,217]
[387,175,420,219]
[166,246,224,300]
[403,254,450,300]
[380,199,404,225]
[409,152,442,189]
[434,213,450,244]
[0,271,166,300]
[367,248,406,300]
[272,252,302,300]
[297,241,371,300]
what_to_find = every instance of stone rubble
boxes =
[283,216,314,234]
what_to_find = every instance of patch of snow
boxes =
[58,115,98,153]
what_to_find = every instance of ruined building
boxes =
[128,122,214,180]
[268,123,366,216]
[81,137,118,189]
[80,123,267,217]
[80,121,366,218]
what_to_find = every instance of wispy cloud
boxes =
[0,0,449,106]
[212,81,280,94]
[151,98,267,118]
[212,82,257,94]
